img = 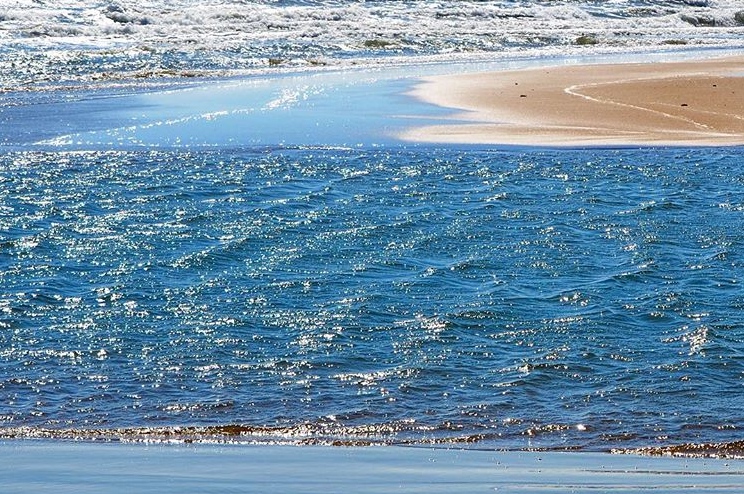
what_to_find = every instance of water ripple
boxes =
[0,146,742,451]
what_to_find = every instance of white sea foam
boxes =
[0,1,743,88]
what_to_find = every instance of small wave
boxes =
[615,440,744,459]
[0,419,616,451]
[0,422,494,447]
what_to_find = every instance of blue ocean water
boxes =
[1,144,743,452]
[1,0,744,456]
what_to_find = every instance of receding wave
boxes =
[4,424,743,459]
[615,441,744,459]
[0,423,494,447]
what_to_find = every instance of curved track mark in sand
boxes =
[563,75,719,134]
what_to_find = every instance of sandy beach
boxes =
[403,55,744,147]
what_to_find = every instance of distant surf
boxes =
[2,0,744,90]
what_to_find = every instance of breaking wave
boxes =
[1,0,744,89]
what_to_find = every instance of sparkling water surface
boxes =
[1,145,742,451]
[1,0,743,456]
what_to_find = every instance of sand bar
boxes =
[403,56,744,147]
[2,442,744,493]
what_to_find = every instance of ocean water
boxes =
[2,144,744,453]
[2,0,744,90]
[1,0,743,457]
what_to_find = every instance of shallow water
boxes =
[2,442,743,493]
[1,142,742,452]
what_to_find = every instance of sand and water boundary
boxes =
[403,55,744,147]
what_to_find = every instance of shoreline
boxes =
[402,55,744,147]
[5,50,744,151]
[2,424,743,459]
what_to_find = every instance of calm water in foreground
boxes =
[1,144,742,453]
[3,443,744,493]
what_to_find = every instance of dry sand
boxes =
[403,56,744,147]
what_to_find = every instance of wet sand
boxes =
[2,442,743,493]
[403,56,744,147]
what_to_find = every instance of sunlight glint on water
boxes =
[1,147,742,451]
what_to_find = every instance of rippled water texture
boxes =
[1,147,742,452]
